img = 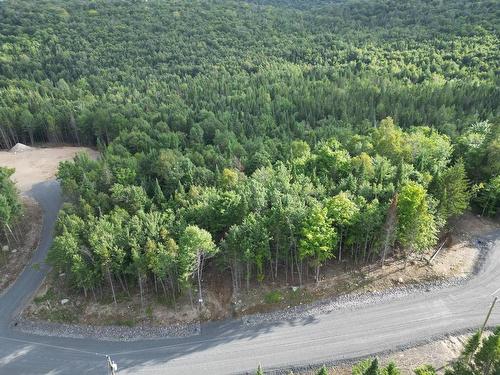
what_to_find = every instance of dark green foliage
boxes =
[414,365,437,375]
[444,327,500,375]
[474,176,500,217]
[0,0,498,150]
[385,362,400,375]
[352,358,400,375]
[433,161,470,222]
[0,167,22,245]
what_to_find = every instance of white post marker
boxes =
[107,355,118,375]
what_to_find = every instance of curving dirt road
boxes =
[0,181,498,374]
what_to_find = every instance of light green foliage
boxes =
[283,327,499,375]
[372,118,411,164]
[291,140,311,161]
[352,152,375,182]
[312,139,352,181]
[185,187,246,238]
[384,362,400,375]
[474,176,500,217]
[458,121,499,182]
[178,225,218,286]
[407,127,453,177]
[434,161,470,221]
[110,184,150,214]
[0,167,21,232]
[264,290,282,304]
[414,365,437,375]
[326,192,359,228]
[397,182,438,254]
[299,204,336,282]
[240,213,270,282]
[326,192,359,261]
[221,168,240,189]
[352,359,401,375]
[352,358,377,375]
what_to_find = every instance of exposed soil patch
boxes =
[0,197,43,292]
[0,145,99,192]
[24,268,230,327]
[22,213,498,330]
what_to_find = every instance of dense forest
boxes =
[0,0,498,304]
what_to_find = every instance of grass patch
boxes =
[39,308,77,323]
[146,305,153,319]
[155,294,176,307]
[115,291,132,303]
[264,290,283,304]
[116,318,136,327]
[286,288,313,304]
[34,288,56,304]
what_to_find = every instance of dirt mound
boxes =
[9,143,33,153]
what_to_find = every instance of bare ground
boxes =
[0,146,99,192]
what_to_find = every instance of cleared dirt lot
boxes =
[0,146,99,192]
[0,146,98,291]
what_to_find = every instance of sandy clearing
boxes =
[0,146,99,192]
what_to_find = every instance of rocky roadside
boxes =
[242,234,494,327]
[14,233,496,341]
[13,318,200,341]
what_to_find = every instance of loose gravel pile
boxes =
[9,143,33,153]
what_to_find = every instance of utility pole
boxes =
[106,355,118,375]
[479,296,497,339]
[466,296,498,365]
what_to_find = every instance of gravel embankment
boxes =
[242,236,494,327]
[13,318,200,341]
